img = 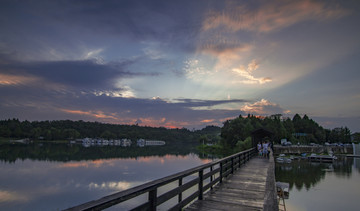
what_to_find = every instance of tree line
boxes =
[220,114,353,148]
[0,119,218,143]
[0,114,355,148]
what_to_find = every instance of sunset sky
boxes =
[1,0,359,132]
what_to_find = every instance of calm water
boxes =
[4,142,359,211]
[0,142,212,210]
[275,156,360,211]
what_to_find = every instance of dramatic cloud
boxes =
[232,60,272,84]
[240,99,290,115]
[0,73,39,86]
[202,0,349,33]
[0,59,136,88]
[0,0,359,131]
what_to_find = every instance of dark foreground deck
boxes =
[185,155,277,211]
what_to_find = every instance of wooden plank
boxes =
[209,188,264,200]
[185,200,260,211]
[184,155,275,211]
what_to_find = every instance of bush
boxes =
[235,136,252,152]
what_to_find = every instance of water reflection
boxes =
[0,143,211,210]
[354,157,360,173]
[276,160,326,191]
[275,157,360,211]
[0,141,198,162]
[276,157,355,191]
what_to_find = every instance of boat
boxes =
[276,157,292,163]
[276,157,285,163]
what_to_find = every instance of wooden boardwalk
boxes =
[64,149,277,211]
[185,155,277,211]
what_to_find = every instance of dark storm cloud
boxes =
[66,0,204,41]
[0,0,205,50]
[174,98,248,107]
[0,59,158,90]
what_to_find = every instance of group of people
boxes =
[257,141,271,158]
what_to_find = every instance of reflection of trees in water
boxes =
[332,157,353,178]
[197,152,221,160]
[0,142,199,163]
[275,157,355,191]
[276,160,328,191]
[355,158,360,173]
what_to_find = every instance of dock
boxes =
[307,155,336,163]
[185,154,277,211]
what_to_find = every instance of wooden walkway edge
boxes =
[185,152,278,211]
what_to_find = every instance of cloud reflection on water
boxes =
[88,181,134,191]
[0,153,212,210]
[0,190,29,203]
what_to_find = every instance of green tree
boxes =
[100,130,116,139]
[199,135,209,145]
[352,133,360,143]
[31,127,42,139]
[63,129,80,139]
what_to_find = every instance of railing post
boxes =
[210,165,213,190]
[149,189,157,211]
[220,162,223,183]
[178,178,182,203]
[239,153,242,166]
[199,170,203,200]
[231,157,234,174]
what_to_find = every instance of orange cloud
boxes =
[59,109,190,129]
[202,0,349,33]
[201,119,215,123]
[0,190,29,203]
[59,159,118,168]
[0,73,38,86]
[60,162,90,168]
[200,158,213,164]
[135,117,190,129]
[198,41,252,57]
[136,155,190,165]
[61,109,118,120]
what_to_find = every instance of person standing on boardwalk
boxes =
[262,141,268,158]
[257,142,262,156]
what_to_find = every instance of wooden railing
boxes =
[64,148,256,211]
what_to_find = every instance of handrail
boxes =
[64,148,256,211]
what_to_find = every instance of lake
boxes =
[275,156,360,211]
[0,142,213,210]
[3,142,360,211]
